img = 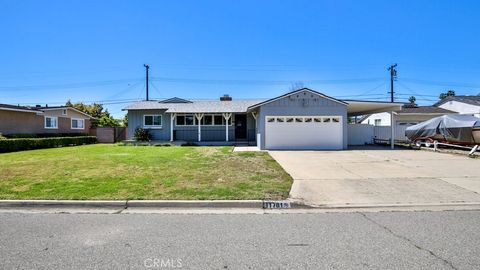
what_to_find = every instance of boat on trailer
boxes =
[405,114,480,147]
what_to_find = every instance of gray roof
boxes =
[397,105,455,114]
[434,95,480,107]
[0,103,94,118]
[123,99,266,113]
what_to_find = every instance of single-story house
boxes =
[434,95,480,117]
[359,105,456,127]
[0,104,94,135]
[124,88,403,150]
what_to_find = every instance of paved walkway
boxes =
[269,147,480,207]
[232,146,262,152]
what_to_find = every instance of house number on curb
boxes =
[263,201,291,209]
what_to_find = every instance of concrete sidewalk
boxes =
[270,147,480,207]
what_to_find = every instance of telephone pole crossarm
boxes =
[388,63,397,103]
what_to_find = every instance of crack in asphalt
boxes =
[358,212,458,270]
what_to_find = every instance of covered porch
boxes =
[168,111,258,145]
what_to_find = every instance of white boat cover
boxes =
[405,114,480,143]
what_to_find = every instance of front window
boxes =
[45,116,58,129]
[71,118,85,129]
[214,115,223,125]
[202,115,213,125]
[176,115,196,126]
[185,115,195,125]
[176,114,232,126]
[144,115,162,127]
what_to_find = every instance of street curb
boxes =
[305,202,480,209]
[127,200,263,208]
[0,199,309,209]
[0,200,479,211]
[0,200,126,208]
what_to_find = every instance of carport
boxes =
[345,100,403,149]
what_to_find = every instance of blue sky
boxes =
[1,0,480,118]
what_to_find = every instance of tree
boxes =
[121,114,128,127]
[66,100,121,127]
[408,96,416,105]
[96,115,120,127]
[439,90,455,100]
[289,81,305,91]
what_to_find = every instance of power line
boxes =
[334,82,387,98]
[14,98,142,106]
[0,78,143,91]
[100,80,145,101]
[150,76,385,85]
[402,78,480,88]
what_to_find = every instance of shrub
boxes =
[153,143,173,147]
[0,133,6,140]
[134,128,151,141]
[181,142,198,146]
[0,136,97,153]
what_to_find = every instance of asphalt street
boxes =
[1,211,479,270]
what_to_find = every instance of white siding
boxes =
[438,101,480,117]
[360,112,391,126]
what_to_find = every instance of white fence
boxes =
[373,125,409,142]
[348,124,374,145]
[348,124,409,145]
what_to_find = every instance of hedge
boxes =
[0,136,97,153]
[4,133,90,139]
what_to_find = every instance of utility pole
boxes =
[144,64,150,101]
[388,63,397,103]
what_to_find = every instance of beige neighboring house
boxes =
[0,104,94,135]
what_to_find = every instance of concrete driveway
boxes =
[269,146,480,207]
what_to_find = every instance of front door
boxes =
[235,114,247,139]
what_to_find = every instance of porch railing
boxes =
[174,128,234,142]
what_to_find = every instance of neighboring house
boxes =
[0,104,94,135]
[360,105,457,127]
[434,95,480,117]
[124,88,403,150]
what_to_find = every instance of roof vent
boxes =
[220,94,232,101]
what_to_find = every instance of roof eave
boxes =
[0,107,38,113]
[248,88,348,110]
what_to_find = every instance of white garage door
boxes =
[265,116,343,150]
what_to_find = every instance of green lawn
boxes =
[0,144,292,200]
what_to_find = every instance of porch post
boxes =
[251,111,258,126]
[170,113,176,142]
[390,111,395,149]
[195,113,204,142]
[223,113,232,142]
[251,111,258,144]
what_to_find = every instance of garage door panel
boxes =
[265,116,343,150]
